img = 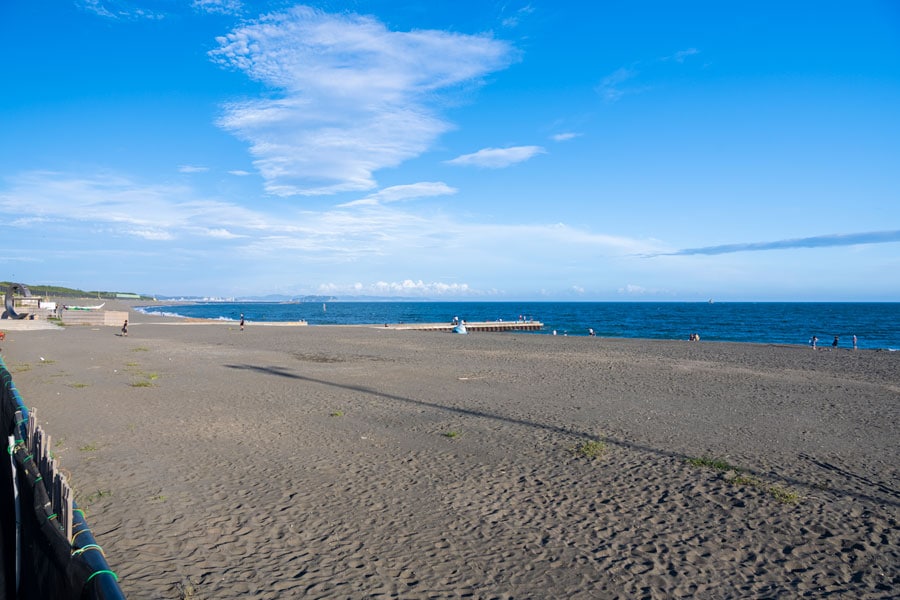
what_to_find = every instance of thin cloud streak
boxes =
[654,231,900,257]
[445,145,545,168]
[338,182,457,207]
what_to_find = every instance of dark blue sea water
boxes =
[135,302,900,350]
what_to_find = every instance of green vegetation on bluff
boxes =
[0,282,152,300]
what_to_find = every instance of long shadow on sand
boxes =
[225,363,900,509]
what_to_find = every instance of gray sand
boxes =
[2,312,898,598]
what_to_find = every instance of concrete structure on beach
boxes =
[381,320,543,332]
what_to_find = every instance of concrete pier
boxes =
[379,321,543,333]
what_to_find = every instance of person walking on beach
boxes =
[240,313,245,332]
[811,335,818,349]
[853,334,858,350]
[832,335,839,348]
[121,319,128,337]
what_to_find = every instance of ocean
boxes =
[135,301,900,351]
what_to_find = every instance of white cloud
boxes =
[339,181,457,207]
[620,284,647,295]
[445,145,545,168]
[179,165,209,173]
[228,170,252,176]
[664,48,700,63]
[552,132,580,142]
[0,169,670,297]
[192,0,242,16]
[203,228,244,239]
[209,6,515,196]
[129,229,174,241]
[597,67,642,102]
[315,280,474,297]
[502,4,536,28]
[599,49,701,102]
[78,0,165,20]
[0,170,267,237]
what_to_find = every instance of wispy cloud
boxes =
[77,0,165,20]
[445,145,545,168]
[501,4,536,28]
[318,280,474,297]
[209,6,515,197]
[552,132,580,142]
[129,229,174,241]
[1,169,664,296]
[597,67,643,102]
[0,170,267,237]
[339,182,457,207]
[653,231,900,257]
[662,48,700,63]
[597,48,700,102]
[192,0,243,16]
[179,165,209,174]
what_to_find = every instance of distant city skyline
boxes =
[2,1,898,301]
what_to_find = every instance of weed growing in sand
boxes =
[79,443,98,452]
[768,485,801,504]
[125,361,139,367]
[178,577,198,600]
[37,358,56,365]
[82,489,112,504]
[69,382,89,389]
[330,410,344,417]
[573,440,607,459]
[9,363,31,373]
[693,457,802,504]
[687,456,739,472]
[443,430,461,439]
[129,370,159,387]
[130,346,149,352]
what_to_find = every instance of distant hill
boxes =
[0,282,153,300]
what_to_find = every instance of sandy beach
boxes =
[1,305,898,599]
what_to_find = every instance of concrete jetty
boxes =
[379,320,543,333]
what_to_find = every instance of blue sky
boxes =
[2,1,898,300]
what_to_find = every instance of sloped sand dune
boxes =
[3,317,897,598]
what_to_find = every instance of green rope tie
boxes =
[86,569,119,583]
[47,513,57,521]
